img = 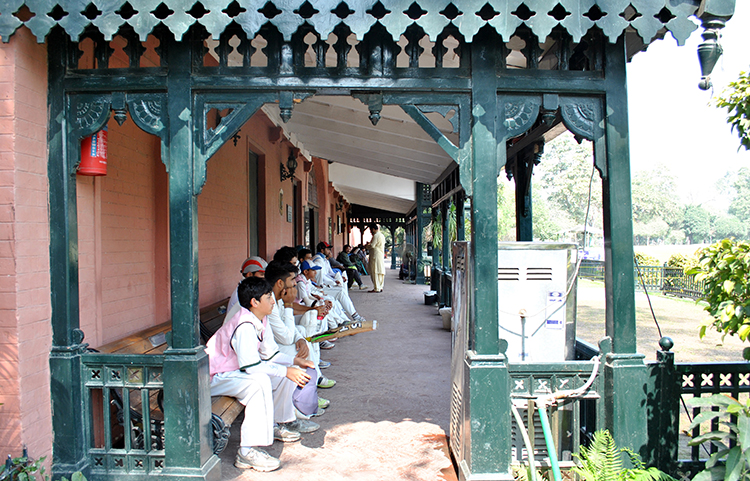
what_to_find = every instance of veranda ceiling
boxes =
[263,96,456,214]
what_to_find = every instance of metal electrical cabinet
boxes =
[497,242,578,363]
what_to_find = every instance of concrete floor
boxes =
[218,269,458,481]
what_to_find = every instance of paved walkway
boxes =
[218,269,458,481]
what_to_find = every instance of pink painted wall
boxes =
[197,135,250,304]
[77,115,168,347]
[0,27,52,463]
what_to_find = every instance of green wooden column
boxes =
[431,207,440,291]
[514,147,534,241]
[47,32,88,478]
[441,201,450,303]
[415,182,430,284]
[161,39,220,480]
[455,31,511,481]
[456,192,466,241]
[442,201,450,271]
[601,37,647,453]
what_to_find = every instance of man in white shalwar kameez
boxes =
[366,223,386,292]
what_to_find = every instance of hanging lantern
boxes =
[78,127,108,176]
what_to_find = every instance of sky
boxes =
[626,0,750,210]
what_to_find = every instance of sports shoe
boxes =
[235,447,280,472]
[318,376,336,389]
[282,419,319,433]
[311,407,325,417]
[320,340,335,350]
[359,284,368,290]
[318,397,330,409]
[319,360,331,369]
[352,313,366,322]
[273,424,301,442]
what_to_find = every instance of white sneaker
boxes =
[235,447,280,472]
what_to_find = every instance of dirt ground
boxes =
[576,279,748,363]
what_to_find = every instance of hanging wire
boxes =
[633,257,664,339]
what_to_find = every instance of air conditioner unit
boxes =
[498,242,578,362]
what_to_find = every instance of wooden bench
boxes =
[95,297,242,454]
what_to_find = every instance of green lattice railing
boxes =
[81,353,166,476]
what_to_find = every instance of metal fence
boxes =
[579,260,705,300]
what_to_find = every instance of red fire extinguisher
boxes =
[78,127,108,176]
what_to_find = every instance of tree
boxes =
[715,70,750,151]
[682,205,712,244]
[688,240,750,357]
[497,178,516,242]
[631,166,681,244]
[536,132,602,232]
[728,167,750,224]
[714,214,747,240]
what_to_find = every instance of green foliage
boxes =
[714,215,748,240]
[665,253,699,272]
[0,455,86,481]
[634,252,660,267]
[687,394,750,481]
[687,239,750,350]
[431,203,458,252]
[683,205,713,244]
[498,178,516,242]
[728,168,750,226]
[631,168,680,222]
[572,430,677,481]
[714,71,750,151]
[537,133,602,232]
[512,465,552,481]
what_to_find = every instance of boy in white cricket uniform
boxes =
[206,277,314,472]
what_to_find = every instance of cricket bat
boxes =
[305,320,377,343]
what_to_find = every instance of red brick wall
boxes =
[0,27,52,463]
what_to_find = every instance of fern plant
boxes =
[573,430,677,481]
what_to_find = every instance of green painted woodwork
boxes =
[163,40,220,479]
[0,0,705,48]
[644,347,679,472]
[602,39,637,356]
[415,182,430,285]
[47,31,89,480]
[471,33,500,356]
[458,352,513,481]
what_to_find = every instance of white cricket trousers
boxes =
[210,370,296,447]
[324,286,356,317]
